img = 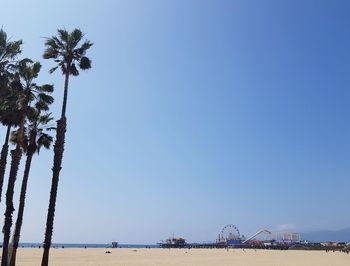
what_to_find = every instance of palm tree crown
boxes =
[43,29,92,119]
[0,28,22,69]
[0,85,22,127]
[0,28,22,100]
[0,28,23,126]
[43,29,93,75]
[11,109,54,155]
[0,28,22,81]
[15,59,54,109]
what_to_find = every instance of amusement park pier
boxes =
[159,224,349,251]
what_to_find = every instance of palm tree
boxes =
[1,59,54,266]
[41,28,92,266]
[9,108,54,266]
[0,28,22,201]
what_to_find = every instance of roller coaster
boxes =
[242,229,272,243]
[217,224,272,245]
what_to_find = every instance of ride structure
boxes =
[217,224,242,246]
[242,229,272,244]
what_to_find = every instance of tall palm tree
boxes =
[9,109,54,266]
[1,59,54,266]
[41,28,92,266]
[0,28,22,201]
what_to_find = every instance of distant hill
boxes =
[302,228,350,242]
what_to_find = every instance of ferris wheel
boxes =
[221,224,241,240]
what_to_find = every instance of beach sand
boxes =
[5,248,350,266]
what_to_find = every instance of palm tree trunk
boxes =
[1,119,24,266]
[41,69,69,266]
[61,71,70,118]
[1,144,22,266]
[8,151,34,266]
[0,124,11,202]
[41,117,66,266]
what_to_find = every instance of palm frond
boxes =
[45,38,59,50]
[38,93,54,105]
[69,29,83,48]
[38,112,54,124]
[70,64,79,76]
[74,41,93,58]
[32,62,42,76]
[52,37,64,48]
[57,29,69,43]
[36,133,53,154]
[79,56,91,70]
[40,84,54,93]
[0,28,22,63]
[43,46,59,59]
[49,66,59,74]
[35,100,49,111]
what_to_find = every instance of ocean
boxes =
[17,243,159,248]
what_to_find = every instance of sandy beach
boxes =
[4,248,350,266]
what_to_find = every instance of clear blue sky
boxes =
[1,0,350,244]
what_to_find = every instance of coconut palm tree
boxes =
[41,28,93,266]
[1,59,54,266]
[9,108,54,266]
[0,28,22,201]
